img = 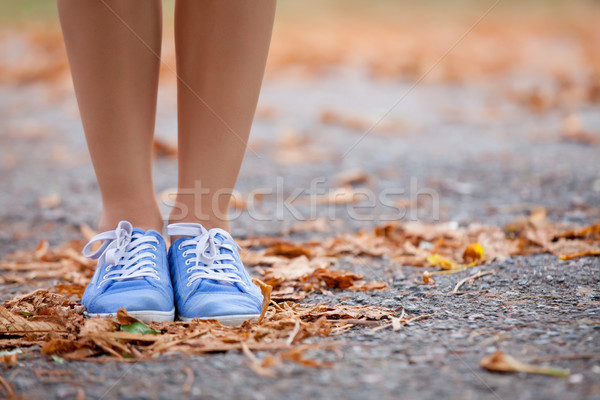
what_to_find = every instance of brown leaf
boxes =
[37,194,61,209]
[0,353,19,369]
[80,318,120,335]
[314,186,359,206]
[153,138,177,158]
[299,304,395,321]
[480,351,570,377]
[286,218,329,234]
[41,338,84,355]
[333,169,371,186]
[0,306,66,335]
[312,267,363,289]
[252,278,272,323]
[554,221,600,240]
[79,224,98,242]
[264,242,312,258]
[263,256,326,287]
[229,190,248,211]
[280,343,336,368]
[116,308,144,325]
[562,112,599,145]
[348,281,388,291]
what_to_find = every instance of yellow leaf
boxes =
[427,254,459,270]
[463,242,485,266]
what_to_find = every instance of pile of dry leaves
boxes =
[0,287,400,374]
[0,211,598,370]
[241,208,599,293]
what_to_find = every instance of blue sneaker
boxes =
[81,221,175,322]
[167,223,263,326]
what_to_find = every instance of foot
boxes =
[167,223,263,326]
[81,221,175,322]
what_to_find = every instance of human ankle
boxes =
[167,216,231,235]
[99,207,164,233]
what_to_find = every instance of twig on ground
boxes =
[286,320,301,345]
[392,309,406,331]
[425,289,489,296]
[241,342,277,378]
[453,270,494,293]
[331,324,355,335]
[0,375,16,399]
[369,322,391,333]
[404,313,435,325]
[181,366,194,395]
[329,319,380,326]
[369,311,434,333]
[532,353,600,363]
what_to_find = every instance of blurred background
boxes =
[1,0,599,251]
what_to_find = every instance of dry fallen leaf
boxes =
[480,351,570,377]
[153,138,177,158]
[463,242,485,264]
[0,306,67,335]
[37,194,61,209]
[422,270,435,285]
[265,242,312,258]
[312,267,363,289]
[333,169,371,186]
[427,254,459,270]
[0,350,20,369]
[0,212,598,367]
[562,112,599,145]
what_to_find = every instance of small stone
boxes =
[381,299,396,308]
[568,374,584,384]
[403,304,420,313]
[468,313,485,321]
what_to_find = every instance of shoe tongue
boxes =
[213,233,227,242]
[212,234,234,257]
[131,228,163,243]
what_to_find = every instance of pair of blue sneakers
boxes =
[81,221,263,325]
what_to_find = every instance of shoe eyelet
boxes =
[186,268,192,273]
[151,245,158,251]
[182,251,188,257]
[178,244,183,251]
[151,254,157,259]
[185,259,191,266]
[151,262,157,267]
[186,282,191,287]
[155,277,160,280]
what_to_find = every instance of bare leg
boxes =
[170,0,276,231]
[57,0,163,232]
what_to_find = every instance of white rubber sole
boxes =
[178,314,260,326]
[85,308,175,323]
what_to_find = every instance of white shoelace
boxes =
[83,221,160,288]
[167,223,245,288]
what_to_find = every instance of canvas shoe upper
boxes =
[167,223,263,326]
[81,221,175,322]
